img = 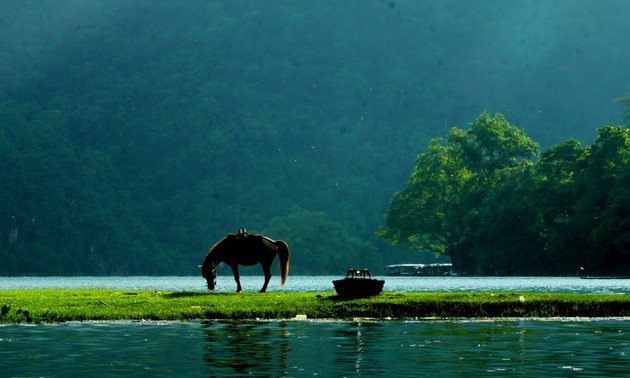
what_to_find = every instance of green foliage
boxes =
[448,113,540,181]
[380,112,630,275]
[569,126,630,274]
[0,304,33,323]
[528,126,630,275]
[377,140,467,255]
[471,162,545,275]
[378,112,540,272]
[263,208,382,275]
[0,101,150,274]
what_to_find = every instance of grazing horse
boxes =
[201,230,290,292]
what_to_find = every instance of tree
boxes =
[378,112,539,274]
[572,126,630,274]
[448,112,540,183]
[533,139,585,274]
[591,162,630,274]
[377,140,471,259]
[471,162,544,275]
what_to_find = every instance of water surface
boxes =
[2,275,630,294]
[2,319,629,377]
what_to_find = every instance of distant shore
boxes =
[1,290,629,324]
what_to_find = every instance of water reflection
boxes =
[1,320,629,377]
[199,320,630,376]
[200,320,393,376]
[332,322,387,375]
[202,321,291,376]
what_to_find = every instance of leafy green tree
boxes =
[470,162,545,275]
[378,112,539,273]
[448,113,540,183]
[590,162,630,274]
[377,139,471,262]
[533,139,585,274]
[572,126,630,274]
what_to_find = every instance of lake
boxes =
[2,319,630,377]
[2,276,630,376]
[2,275,630,294]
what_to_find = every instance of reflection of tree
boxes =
[202,321,290,376]
[332,322,386,376]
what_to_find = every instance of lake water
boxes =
[2,319,630,377]
[2,275,630,294]
[2,276,630,376]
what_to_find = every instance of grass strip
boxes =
[1,290,629,323]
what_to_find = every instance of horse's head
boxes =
[201,250,219,291]
[205,267,217,290]
[201,259,217,290]
[201,234,237,290]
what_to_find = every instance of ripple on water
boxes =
[1,275,630,294]
[1,319,629,376]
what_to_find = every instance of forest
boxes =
[1,1,629,276]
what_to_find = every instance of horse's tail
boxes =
[275,240,290,286]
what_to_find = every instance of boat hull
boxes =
[333,278,384,298]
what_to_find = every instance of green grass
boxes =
[1,290,630,323]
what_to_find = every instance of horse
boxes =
[201,230,290,292]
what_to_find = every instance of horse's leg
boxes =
[230,264,243,292]
[259,263,272,293]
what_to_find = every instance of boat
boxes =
[385,263,453,276]
[579,276,630,279]
[333,269,385,298]
[577,267,630,279]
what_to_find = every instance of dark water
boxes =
[2,319,630,377]
[2,275,630,294]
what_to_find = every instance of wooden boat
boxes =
[333,269,384,298]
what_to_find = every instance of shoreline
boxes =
[2,290,630,324]
[5,316,630,326]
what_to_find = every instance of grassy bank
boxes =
[1,290,630,323]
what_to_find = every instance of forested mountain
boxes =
[1,1,629,275]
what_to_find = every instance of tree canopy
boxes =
[378,112,540,272]
[379,112,630,276]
